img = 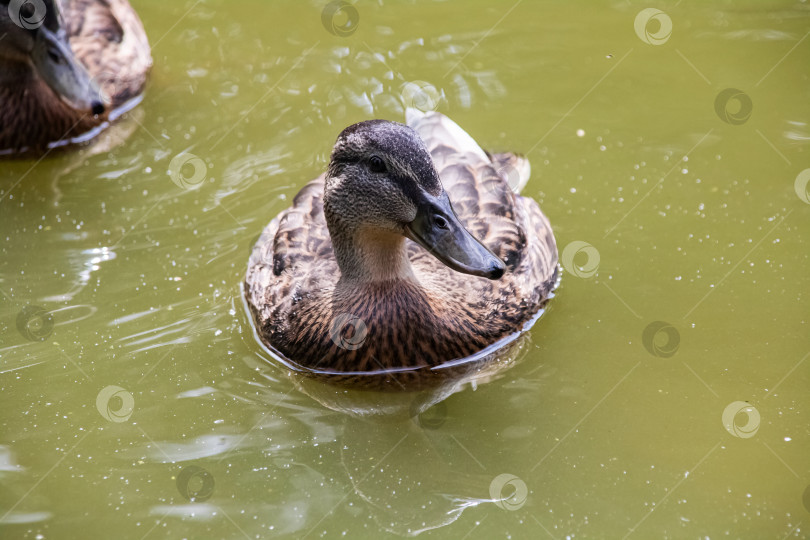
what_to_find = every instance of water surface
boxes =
[1,0,809,538]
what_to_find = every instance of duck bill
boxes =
[405,195,506,280]
[30,26,105,115]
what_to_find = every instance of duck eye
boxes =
[20,3,35,18]
[434,215,449,230]
[368,156,386,173]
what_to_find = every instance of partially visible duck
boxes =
[0,0,151,152]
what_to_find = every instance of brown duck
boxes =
[245,110,558,380]
[0,0,151,153]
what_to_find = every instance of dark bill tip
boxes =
[488,260,505,280]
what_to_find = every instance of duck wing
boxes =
[245,177,337,335]
[61,0,152,107]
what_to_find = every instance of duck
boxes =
[245,109,558,385]
[0,0,151,153]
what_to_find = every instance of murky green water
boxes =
[2,0,809,538]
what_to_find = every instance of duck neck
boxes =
[329,225,416,284]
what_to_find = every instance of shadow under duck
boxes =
[245,110,558,387]
[0,0,151,153]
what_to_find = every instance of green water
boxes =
[2,0,809,538]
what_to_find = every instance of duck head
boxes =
[324,119,505,281]
[0,0,105,115]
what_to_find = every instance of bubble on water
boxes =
[576,129,585,137]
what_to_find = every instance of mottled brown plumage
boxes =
[245,110,558,387]
[0,0,151,153]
